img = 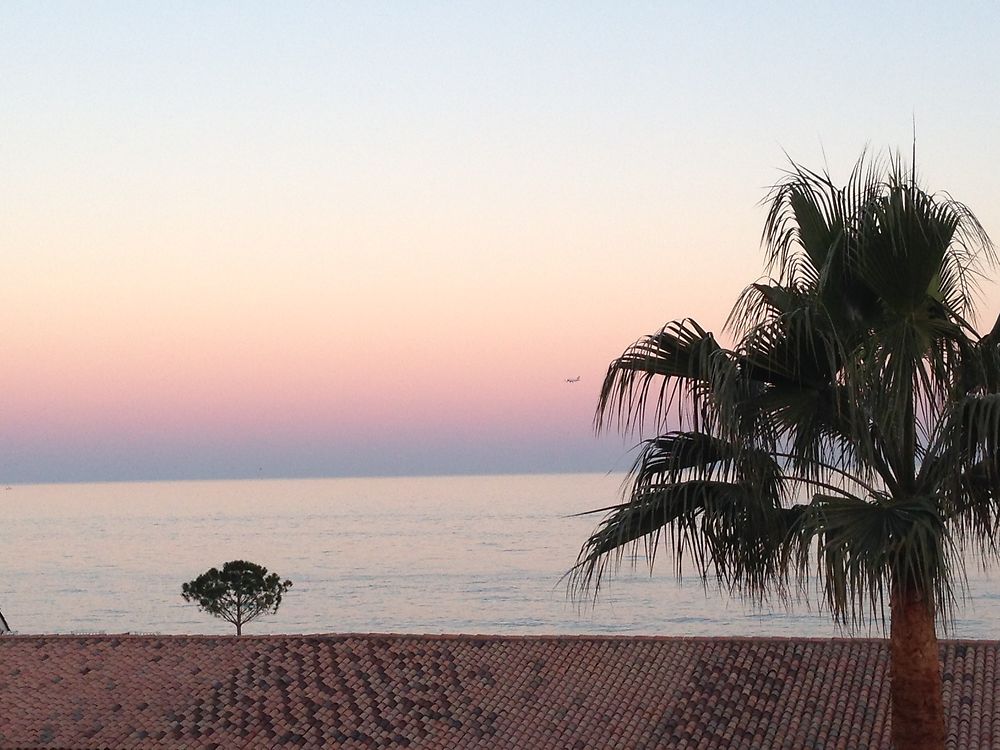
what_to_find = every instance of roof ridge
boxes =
[3,632,998,645]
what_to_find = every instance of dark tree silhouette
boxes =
[571,153,998,750]
[182,560,292,636]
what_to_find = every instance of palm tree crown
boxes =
[573,154,999,630]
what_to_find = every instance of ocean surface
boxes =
[1,473,997,638]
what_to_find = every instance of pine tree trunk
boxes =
[889,585,945,750]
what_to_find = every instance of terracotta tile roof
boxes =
[0,633,995,749]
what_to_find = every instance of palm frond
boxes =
[959,313,1000,394]
[595,318,731,437]
[927,396,1000,551]
[569,480,802,603]
[787,493,955,629]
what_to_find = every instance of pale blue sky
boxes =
[2,3,999,482]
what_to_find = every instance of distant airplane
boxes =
[565,376,581,383]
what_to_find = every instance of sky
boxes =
[2,2,1000,483]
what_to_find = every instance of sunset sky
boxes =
[3,3,1000,483]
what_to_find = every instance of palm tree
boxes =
[571,153,998,750]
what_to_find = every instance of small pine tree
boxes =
[181,560,292,635]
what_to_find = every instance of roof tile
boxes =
[0,634,996,748]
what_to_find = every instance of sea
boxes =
[1,473,997,639]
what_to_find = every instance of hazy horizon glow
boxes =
[3,3,1000,482]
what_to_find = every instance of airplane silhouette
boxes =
[565,376,581,383]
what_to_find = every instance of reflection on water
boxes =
[0,474,996,638]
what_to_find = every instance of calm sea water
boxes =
[1,473,997,638]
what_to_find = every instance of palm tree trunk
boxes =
[889,585,945,750]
